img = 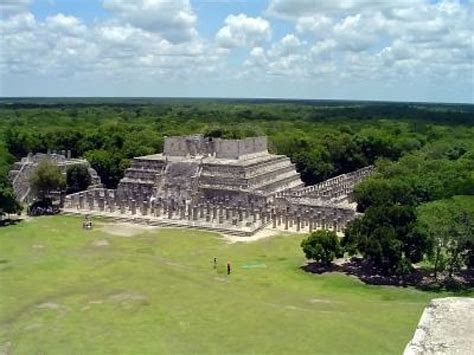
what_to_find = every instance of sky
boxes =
[0,0,473,103]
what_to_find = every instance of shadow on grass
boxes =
[0,218,24,227]
[302,258,474,292]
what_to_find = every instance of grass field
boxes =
[0,216,457,354]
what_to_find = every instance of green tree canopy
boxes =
[29,159,66,200]
[301,230,343,266]
[66,165,91,194]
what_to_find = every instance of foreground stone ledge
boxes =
[404,297,474,355]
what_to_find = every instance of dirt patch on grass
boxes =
[92,239,109,247]
[107,292,150,306]
[36,302,62,310]
[308,298,333,304]
[222,228,290,244]
[98,223,158,237]
[108,292,148,302]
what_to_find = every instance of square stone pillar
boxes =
[296,216,301,232]
[205,204,211,218]
[193,206,198,221]
[130,200,136,215]
[79,194,85,209]
[142,201,148,216]
[218,208,224,224]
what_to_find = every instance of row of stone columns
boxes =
[64,189,355,233]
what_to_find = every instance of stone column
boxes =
[88,195,94,210]
[212,206,217,221]
[130,200,136,215]
[284,214,289,230]
[154,202,161,217]
[79,193,85,209]
[218,207,224,224]
[193,206,198,221]
[244,208,250,219]
[296,216,301,232]
[142,201,148,216]
[272,212,277,228]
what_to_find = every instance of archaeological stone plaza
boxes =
[12,135,373,236]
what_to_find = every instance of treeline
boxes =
[343,135,473,286]
[2,101,466,188]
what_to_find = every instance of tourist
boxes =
[227,262,231,275]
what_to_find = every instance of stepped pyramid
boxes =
[117,135,303,206]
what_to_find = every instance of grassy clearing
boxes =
[0,216,461,354]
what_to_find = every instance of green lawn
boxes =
[0,216,455,354]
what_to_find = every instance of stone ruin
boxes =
[8,151,101,203]
[63,135,374,236]
[404,297,474,354]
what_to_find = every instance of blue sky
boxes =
[0,0,473,103]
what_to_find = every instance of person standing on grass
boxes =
[227,262,231,275]
[213,257,217,269]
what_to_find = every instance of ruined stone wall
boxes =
[163,135,268,160]
[214,136,268,159]
[9,153,101,203]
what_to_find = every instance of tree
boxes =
[343,205,432,275]
[66,165,91,194]
[0,177,21,217]
[29,159,66,200]
[301,230,343,267]
[417,197,474,278]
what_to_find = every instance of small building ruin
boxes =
[8,151,101,203]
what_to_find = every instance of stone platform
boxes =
[404,297,474,355]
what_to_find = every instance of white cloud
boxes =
[45,13,87,36]
[267,0,420,19]
[296,15,332,35]
[0,0,32,16]
[0,9,224,81]
[216,14,271,48]
[262,0,473,82]
[102,0,197,43]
